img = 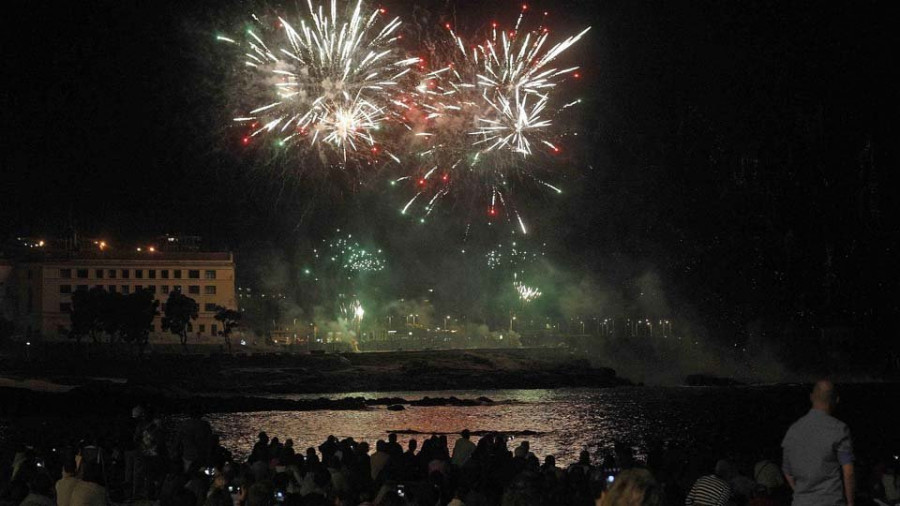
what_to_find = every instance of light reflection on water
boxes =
[209,387,777,465]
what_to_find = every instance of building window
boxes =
[94,285,103,291]
[60,268,72,279]
[135,269,143,279]
[161,269,169,279]
[77,269,89,279]
[205,270,216,280]
[121,285,130,295]
[109,285,117,293]
[187,323,193,332]
[60,284,72,294]
[147,285,156,294]
[188,270,200,279]
[199,324,206,334]
[149,269,156,279]
[188,285,200,295]
[121,269,130,279]
[60,302,72,312]
[211,324,218,335]
[174,270,182,279]
[161,285,170,295]
[108,269,117,279]
[136,285,143,292]
[204,285,217,295]
[95,269,104,279]
[204,303,217,312]
[173,285,182,293]
[76,285,88,292]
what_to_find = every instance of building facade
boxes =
[10,251,236,341]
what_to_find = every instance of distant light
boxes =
[241,339,247,346]
[38,240,45,247]
[26,341,31,346]
[148,246,156,253]
[99,241,107,250]
[136,247,142,252]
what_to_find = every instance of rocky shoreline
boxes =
[0,348,633,416]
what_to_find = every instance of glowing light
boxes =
[400,9,590,228]
[222,0,416,168]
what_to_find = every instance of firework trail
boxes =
[397,7,589,232]
[219,0,418,171]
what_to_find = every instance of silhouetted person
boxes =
[451,430,476,468]
[782,379,855,506]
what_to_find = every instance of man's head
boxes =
[388,433,397,444]
[461,429,470,440]
[810,379,839,413]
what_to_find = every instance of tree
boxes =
[69,287,107,343]
[214,306,241,353]
[119,290,159,354]
[161,291,198,347]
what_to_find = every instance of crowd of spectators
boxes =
[1,390,898,506]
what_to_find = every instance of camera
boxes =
[36,459,45,468]
[606,474,615,484]
[228,485,240,494]
[274,491,285,503]
[396,485,405,498]
[204,467,215,476]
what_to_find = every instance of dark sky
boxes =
[3,0,899,355]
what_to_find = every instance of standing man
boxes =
[451,429,476,468]
[782,379,855,506]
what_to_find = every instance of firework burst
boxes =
[220,0,418,170]
[397,8,589,231]
[307,230,386,278]
[514,281,542,303]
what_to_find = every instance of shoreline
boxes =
[0,348,633,416]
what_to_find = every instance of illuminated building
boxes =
[7,250,235,342]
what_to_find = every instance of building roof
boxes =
[18,251,234,264]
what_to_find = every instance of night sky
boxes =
[3,0,898,363]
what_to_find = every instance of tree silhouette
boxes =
[119,289,159,354]
[161,291,198,347]
[214,305,241,353]
[69,287,107,343]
